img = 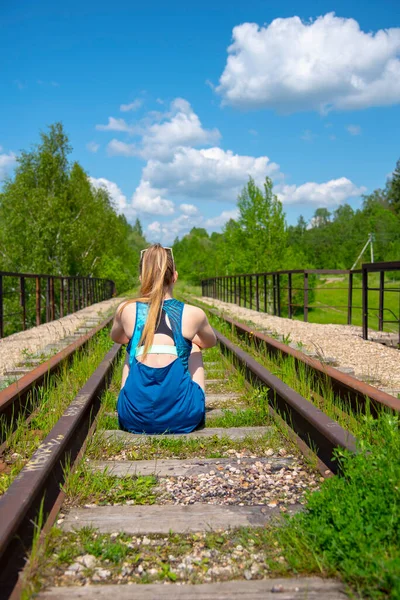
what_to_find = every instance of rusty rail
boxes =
[215,328,357,472]
[0,271,116,339]
[208,309,400,416]
[0,343,122,597]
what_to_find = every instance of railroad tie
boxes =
[37,577,348,599]
[100,426,273,444]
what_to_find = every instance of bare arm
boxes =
[192,309,217,349]
[110,303,130,344]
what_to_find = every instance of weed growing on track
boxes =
[62,462,157,506]
[0,328,114,494]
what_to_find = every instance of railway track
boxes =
[0,315,114,445]
[0,318,359,599]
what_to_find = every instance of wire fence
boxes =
[0,271,116,338]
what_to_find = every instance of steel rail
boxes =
[209,309,400,416]
[0,315,114,441]
[215,328,357,473]
[0,343,122,598]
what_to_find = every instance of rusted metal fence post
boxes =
[347,271,353,325]
[277,273,281,317]
[51,277,55,320]
[272,274,277,315]
[46,277,51,322]
[378,270,384,331]
[255,275,259,311]
[60,278,64,318]
[362,265,368,339]
[36,277,41,326]
[263,275,267,313]
[249,276,253,310]
[304,272,309,322]
[20,276,26,330]
[288,273,293,319]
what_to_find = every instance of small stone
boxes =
[142,536,151,545]
[95,568,111,579]
[137,564,144,574]
[244,570,252,580]
[78,554,97,569]
[148,568,158,576]
[65,562,84,574]
[271,584,285,592]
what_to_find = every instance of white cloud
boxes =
[277,177,366,206]
[94,98,367,230]
[146,213,203,244]
[347,124,362,136]
[141,146,279,202]
[180,203,199,215]
[205,209,239,228]
[86,141,100,153]
[139,98,221,160]
[120,99,143,112]
[0,151,17,180]
[96,117,136,134]
[217,13,400,112]
[107,139,137,157]
[131,180,175,216]
[89,177,135,218]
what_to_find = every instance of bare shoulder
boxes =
[183,303,207,323]
[116,300,136,320]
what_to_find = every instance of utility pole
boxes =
[351,233,374,270]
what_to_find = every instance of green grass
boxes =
[62,463,157,506]
[89,431,282,461]
[302,273,400,333]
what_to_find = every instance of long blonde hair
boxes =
[118,244,175,358]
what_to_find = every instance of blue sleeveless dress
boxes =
[117,299,206,434]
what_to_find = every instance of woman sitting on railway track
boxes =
[110,244,217,434]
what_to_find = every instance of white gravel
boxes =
[199,297,400,391]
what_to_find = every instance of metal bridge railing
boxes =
[202,262,400,346]
[0,271,116,338]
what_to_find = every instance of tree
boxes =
[0,122,146,292]
[387,158,400,215]
[235,177,287,272]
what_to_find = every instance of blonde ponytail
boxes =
[118,244,175,360]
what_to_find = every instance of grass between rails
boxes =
[0,328,114,495]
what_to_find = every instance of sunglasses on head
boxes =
[140,246,174,264]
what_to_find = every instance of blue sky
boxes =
[1,0,400,243]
